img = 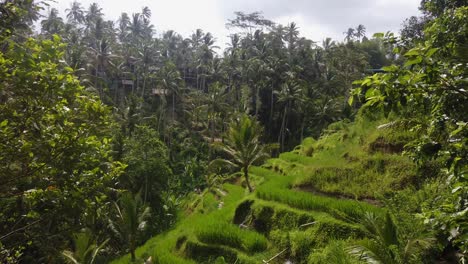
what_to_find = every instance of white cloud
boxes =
[49,0,422,50]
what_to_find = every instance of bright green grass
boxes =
[111,184,270,264]
[293,154,416,199]
[253,167,382,219]
[196,221,268,253]
[283,117,418,199]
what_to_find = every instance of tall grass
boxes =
[196,221,268,253]
[293,154,416,199]
[252,167,381,219]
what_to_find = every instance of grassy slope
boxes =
[112,116,418,263]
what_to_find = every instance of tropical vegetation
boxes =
[0,0,466,263]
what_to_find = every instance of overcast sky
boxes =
[49,0,421,49]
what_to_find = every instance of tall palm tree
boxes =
[85,3,103,28]
[157,62,182,123]
[322,37,336,52]
[213,114,270,192]
[285,22,300,61]
[41,8,64,35]
[117,12,130,42]
[197,32,219,91]
[355,24,366,41]
[87,38,117,97]
[344,27,355,42]
[198,83,231,142]
[65,1,85,25]
[276,80,303,151]
[135,40,158,97]
[224,34,243,102]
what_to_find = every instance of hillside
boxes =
[112,114,428,264]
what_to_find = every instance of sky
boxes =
[49,0,422,49]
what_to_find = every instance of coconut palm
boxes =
[213,114,270,192]
[157,61,183,123]
[355,24,366,41]
[344,27,356,42]
[85,3,103,28]
[41,8,64,35]
[87,38,118,97]
[117,12,130,42]
[322,37,336,52]
[66,1,85,24]
[276,80,304,151]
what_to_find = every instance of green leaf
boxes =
[405,48,421,56]
[382,65,398,72]
[425,48,439,57]
[373,32,384,38]
[404,57,423,67]
[0,120,8,127]
[365,88,379,98]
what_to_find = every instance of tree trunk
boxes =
[300,117,305,143]
[144,174,148,205]
[196,68,199,90]
[269,86,275,137]
[172,92,176,123]
[141,72,147,98]
[130,236,136,261]
[243,166,253,192]
[278,105,288,152]
[255,85,260,117]
[95,60,100,99]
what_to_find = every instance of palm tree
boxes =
[137,42,157,97]
[62,229,109,264]
[41,8,64,35]
[348,212,434,264]
[199,83,231,142]
[117,12,130,42]
[322,37,336,52]
[157,61,183,123]
[285,22,300,62]
[355,24,366,41]
[213,114,270,192]
[197,32,219,91]
[110,192,150,262]
[87,38,118,98]
[66,1,85,25]
[85,3,103,28]
[312,96,342,130]
[276,80,304,151]
[344,27,355,42]
[224,34,243,102]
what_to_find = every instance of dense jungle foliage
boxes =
[0,0,466,263]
